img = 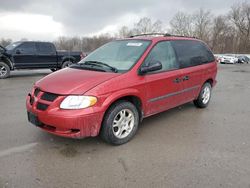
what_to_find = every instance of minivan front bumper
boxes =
[26,88,104,138]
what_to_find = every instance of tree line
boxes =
[1,2,249,54]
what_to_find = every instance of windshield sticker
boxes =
[126,43,143,47]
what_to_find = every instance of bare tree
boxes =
[54,35,113,53]
[193,8,212,43]
[211,15,229,53]
[118,26,133,38]
[229,1,250,53]
[132,17,163,35]
[54,36,73,50]
[0,38,12,47]
[170,12,194,36]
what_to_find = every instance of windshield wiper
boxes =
[84,61,118,73]
[70,63,107,72]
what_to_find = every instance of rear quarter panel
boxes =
[194,61,217,99]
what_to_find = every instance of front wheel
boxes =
[101,101,139,145]
[194,82,212,108]
[0,62,10,79]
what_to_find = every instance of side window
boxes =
[143,41,178,72]
[171,40,215,68]
[16,42,36,54]
[37,43,55,55]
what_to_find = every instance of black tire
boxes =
[101,100,139,145]
[0,62,10,79]
[61,61,73,68]
[194,82,212,108]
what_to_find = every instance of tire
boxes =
[101,101,139,145]
[194,82,212,108]
[61,61,73,68]
[0,62,10,79]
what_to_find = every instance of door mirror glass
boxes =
[139,60,162,75]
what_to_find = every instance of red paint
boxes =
[26,36,217,138]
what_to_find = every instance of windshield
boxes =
[78,40,151,72]
[5,42,22,51]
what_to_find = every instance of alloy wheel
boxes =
[112,109,135,139]
[202,86,210,104]
[0,65,7,77]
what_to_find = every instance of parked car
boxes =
[219,55,238,64]
[26,34,217,145]
[237,55,250,64]
[0,41,84,79]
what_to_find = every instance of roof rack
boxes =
[129,33,196,39]
[170,34,197,39]
[129,33,169,38]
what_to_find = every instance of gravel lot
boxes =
[0,64,250,188]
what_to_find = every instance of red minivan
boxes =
[26,34,217,145]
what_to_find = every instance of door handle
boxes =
[173,78,182,83]
[183,76,189,81]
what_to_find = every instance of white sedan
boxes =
[219,55,238,64]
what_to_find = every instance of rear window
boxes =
[36,43,55,55]
[171,40,215,68]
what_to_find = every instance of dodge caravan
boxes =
[26,34,217,145]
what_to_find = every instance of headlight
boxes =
[60,96,97,109]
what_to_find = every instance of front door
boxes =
[12,42,37,68]
[142,41,185,116]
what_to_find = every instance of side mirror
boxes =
[16,49,21,54]
[139,61,162,75]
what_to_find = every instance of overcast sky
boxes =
[0,0,245,41]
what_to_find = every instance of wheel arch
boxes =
[112,95,143,120]
[61,56,76,63]
[195,78,214,100]
[204,78,214,87]
[101,91,145,124]
[0,56,13,70]
[98,94,143,138]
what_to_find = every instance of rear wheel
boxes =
[61,61,73,68]
[0,62,10,79]
[194,82,212,108]
[101,101,139,145]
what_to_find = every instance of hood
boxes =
[36,68,120,95]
